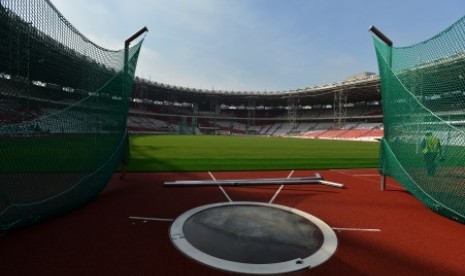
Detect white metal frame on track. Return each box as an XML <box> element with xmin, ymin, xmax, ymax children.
<box><xmin>164</xmin><ymin>173</ymin><xmax>344</xmax><ymax>188</ymax></box>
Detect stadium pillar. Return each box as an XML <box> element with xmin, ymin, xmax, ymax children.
<box><xmin>247</xmin><ymin>97</ymin><xmax>256</xmax><ymax>134</ymax></box>
<box><xmin>369</xmin><ymin>25</ymin><xmax>392</xmax><ymax>191</ymax></box>
<box><xmin>287</xmin><ymin>94</ymin><xmax>297</xmax><ymax>133</ymax></box>
<box><xmin>333</xmin><ymin>88</ymin><xmax>347</xmax><ymax>129</ymax></box>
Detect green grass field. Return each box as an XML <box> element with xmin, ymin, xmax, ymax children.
<box><xmin>128</xmin><ymin>134</ymin><xmax>380</xmax><ymax>172</ymax></box>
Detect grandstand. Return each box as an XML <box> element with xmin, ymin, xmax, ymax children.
<box><xmin>128</xmin><ymin>72</ymin><xmax>383</xmax><ymax>141</ymax></box>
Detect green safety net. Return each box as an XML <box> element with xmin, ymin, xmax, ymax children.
<box><xmin>0</xmin><ymin>0</ymin><xmax>144</xmax><ymax>231</ymax></box>
<box><xmin>373</xmin><ymin>16</ymin><xmax>465</xmax><ymax>223</ymax></box>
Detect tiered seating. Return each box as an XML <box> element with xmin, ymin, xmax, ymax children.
<box><xmin>302</xmin><ymin>124</ymin><xmax>383</xmax><ymax>140</ymax></box>
<box><xmin>127</xmin><ymin>116</ymin><xmax>171</xmax><ymax>132</ymax></box>
<box><xmin>126</xmin><ymin>104</ymin><xmax>383</xmax><ymax>137</ymax></box>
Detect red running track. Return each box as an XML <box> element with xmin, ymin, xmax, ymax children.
<box><xmin>1</xmin><ymin>169</ymin><xmax>464</xmax><ymax>276</ymax></box>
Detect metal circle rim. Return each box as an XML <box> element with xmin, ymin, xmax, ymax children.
<box><xmin>169</xmin><ymin>201</ymin><xmax>338</xmax><ymax>275</ymax></box>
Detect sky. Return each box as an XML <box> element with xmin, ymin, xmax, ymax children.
<box><xmin>50</xmin><ymin>0</ymin><xmax>464</xmax><ymax>92</ymax></box>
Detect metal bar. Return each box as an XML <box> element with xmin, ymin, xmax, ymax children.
<box><xmin>124</xmin><ymin>26</ymin><xmax>148</xmax><ymax>98</ymax></box>
<box><xmin>380</xmin><ymin>175</ymin><xmax>386</xmax><ymax>191</ymax></box>
<box><xmin>369</xmin><ymin>25</ymin><xmax>393</xmax><ymax>46</ymax></box>
<box><xmin>164</xmin><ymin>179</ymin><xmax>324</xmax><ymax>186</ymax></box>
<box><xmin>125</xmin><ymin>26</ymin><xmax>149</xmax><ymax>48</ymax></box>
<box><xmin>319</xmin><ymin>180</ymin><xmax>345</xmax><ymax>188</ymax></box>
<box><xmin>129</xmin><ymin>216</ymin><xmax>173</xmax><ymax>222</ymax></box>
<box><xmin>164</xmin><ymin>173</ymin><xmax>345</xmax><ymax>189</ymax></box>
<box><xmin>164</xmin><ymin>176</ymin><xmax>323</xmax><ymax>186</ymax></box>
<box><xmin>167</xmin><ymin>176</ymin><xmax>322</xmax><ymax>184</ymax></box>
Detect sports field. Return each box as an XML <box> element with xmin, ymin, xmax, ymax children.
<box><xmin>128</xmin><ymin>134</ymin><xmax>380</xmax><ymax>172</ymax></box>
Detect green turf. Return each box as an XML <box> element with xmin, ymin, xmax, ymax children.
<box><xmin>127</xmin><ymin>134</ymin><xmax>380</xmax><ymax>172</ymax></box>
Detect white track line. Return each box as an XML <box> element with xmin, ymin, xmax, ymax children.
<box><xmin>332</xmin><ymin>227</ymin><xmax>381</xmax><ymax>232</ymax></box>
<box><xmin>330</xmin><ymin>169</ymin><xmax>379</xmax><ymax>184</ymax></box>
<box><xmin>269</xmin><ymin>170</ymin><xmax>295</xmax><ymax>204</ymax></box>
<box><xmin>127</xmin><ymin>218</ymin><xmax>381</xmax><ymax>234</ymax></box>
<box><xmin>129</xmin><ymin>216</ymin><xmax>174</xmax><ymax>222</ymax></box>
<box><xmin>208</xmin><ymin>171</ymin><xmax>233</xmax><ymax>202</ymax></box>
<box><xmin>331</xmin><ymin>169</ymin><xmax>402</xmax><ymax>188</ymax></box>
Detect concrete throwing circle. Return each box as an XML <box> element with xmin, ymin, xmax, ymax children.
<box><xmin>169</xmin><ymin>201</ymin><xmax>337</xmax><ymax>274</ymax></box>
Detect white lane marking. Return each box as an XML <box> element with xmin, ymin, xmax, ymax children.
<box><xmin>331</xmin><ymin>170</ymin><xmax>401</xmax><ymax>189</ymax></box>
<box><xmin>269</xmin><ymin>170</ymin><xmax>295</xmax><ymax>204</ymax></box>
<box><xmin>332</xmin><ymin>227</ymin><xmax>381</xmax><ymax>232</ymax></box>
<box><xmin>129</xmin><ymin>216</ymin><xmax>174</xmax><ymax>222</ymax></box>
<box><xmin>128</xmin><ymin>218</ymin><xmax>381</xmax><ymax>233</ymax></box>
<box><xmin>330</xmin><ymin>169</ymin><xmax>380</xmax><ymax>184</ymax></box>
<box><xmin>208</xmin><ymin>171</ymin><xmax>233</xmax><ymax>202</ymax></box>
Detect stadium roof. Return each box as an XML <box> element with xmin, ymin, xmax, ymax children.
<box><xmin>132</xmin><ymin>74</ymin><xmax>381</xmax><ymax>107</ymax></box>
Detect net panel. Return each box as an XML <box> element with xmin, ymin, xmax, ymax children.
<box><xmin>373</xmin><ymin>16</ymin><xmax>465</xmax><ymax>223</ymax></box>
<box><xmin>0</xmin><ymin>0</ymin><xmax>144</xmax><ymax>231</ymax></box>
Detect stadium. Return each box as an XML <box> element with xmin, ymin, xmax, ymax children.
<box><xmin>128</xmin><ymin>72</ymin><xmax>383</xmax><ymax>140</ymax></box>
<box><xmin>1</xmin><ymin>1</ymin><xmax>465</xmax><ymax>275</ymax></box>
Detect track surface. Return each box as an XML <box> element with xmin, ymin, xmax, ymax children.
<box><xmin>1</xmin><ymin>169</ymin><xmax>465</xmax><ymax>275</ymax></box>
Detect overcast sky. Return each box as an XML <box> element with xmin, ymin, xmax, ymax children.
<box><xmin>50</xmin><ymin>0</ymin><xmax>464</xmax><ymax>91</ymax></box>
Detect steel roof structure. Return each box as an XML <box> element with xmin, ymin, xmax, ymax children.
<box><xmin>132</xmin><ymin>75</ymin><xmax>381</xmax><ymax>108</ymax></box>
